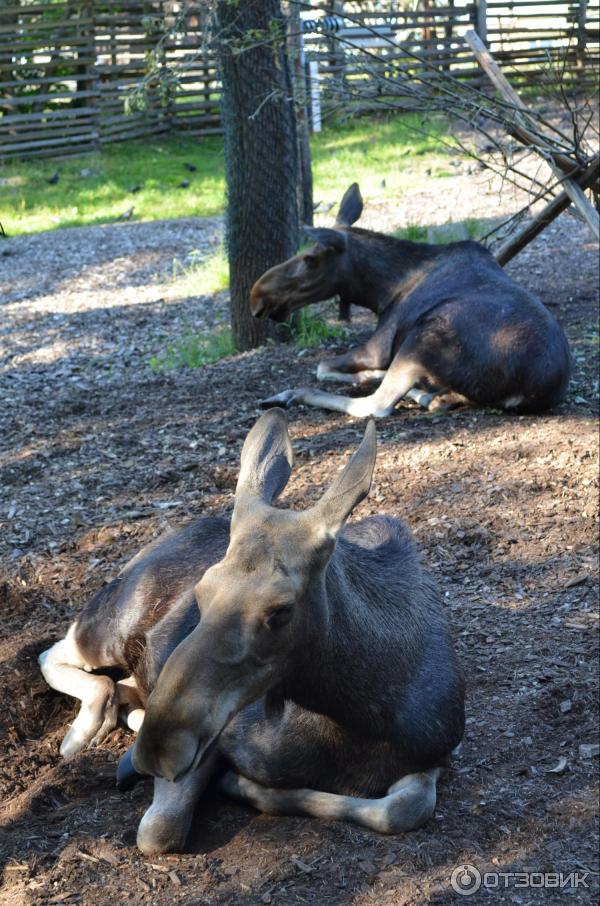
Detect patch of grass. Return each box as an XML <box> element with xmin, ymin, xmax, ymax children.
<box><xmin>172</xmin><ymin>245</ymin><xmax>229</xmax><ymax>296</ymax></box>
<box><xmin>394</xmin><ymin>224</ymin><xmax>429</xmax><ymax>242</ymax></box>
<box><xmin>0</xmin><ymin>134</ymin><xmax>225</xmax><ymax>236</ymax></box>
<box><xmin>290</xmin><ymin>309</ymin><xmax>349</xmax><ymax>349</ymax></box>
<box><xmin>394</xmin><ymin>217</ymin><xmax>488</xmax><ymax>244</ymax></box>
<box><xmin>149</xmin><ymin>326</ymin><xmax>234</xmax><ymax>371</ymax></box>
<box><xmin>310</xmin><ymin>112</ymin><xmax>452</xmax><ymax>205</ymax></box>
<box><xmin>1</xmin><ymin>112</ymin><xmax>454</xmax><ymax>237</ymax></box>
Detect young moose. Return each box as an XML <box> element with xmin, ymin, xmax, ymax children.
<box><xmin>252</xmin><ymin>184</ymin><xmax>571</xmax><ymax>417</ymax></box>
<box><xmin>40</xmin><ymin>410</ymin><xmax>465</xmax><ymax>854</ymax></box>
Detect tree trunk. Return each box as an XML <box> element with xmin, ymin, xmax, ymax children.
<box><xmin>216</xmin><ymin>0</ymin><xmax>299</xmax><ymax>351</ymax></box>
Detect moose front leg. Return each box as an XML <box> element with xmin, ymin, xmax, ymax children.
<box><xmin>317</xmin><ymin>367</ymin><xmax>387</xmax><ymax>387</ymax></box>
<box><xmin>221</xmin><ymin>767</ymin><xmax>441</xmax><ymax>834</ymax></box>
<box><xmin>39</xmin><ymin>624</ymin><xmax>119</xmax><ymax>757</ymax></box>
<box><xmin>317</xmin><ymin>315</ymin><xmax>397</xmax><ymax>383</ymax></box>
<box><xmin>261</xmin><ymin>357</ymin><xmax>424</xmax><ymax>419</ymax></box>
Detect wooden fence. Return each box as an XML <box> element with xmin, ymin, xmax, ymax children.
<box><xmin>0</xmin><ymin>1</ymin><xmax>598</xmax><ymax>161</ymax></box>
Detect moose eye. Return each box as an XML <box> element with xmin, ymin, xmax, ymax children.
<box><xmin>264</xmin><ymin>605</ymin><xmax>293</xmax><ymax>631</ymax></box>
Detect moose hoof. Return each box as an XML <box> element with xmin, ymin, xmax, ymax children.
<box><xmin>59</xmin><ymin>698</ymin><xmax>119</xmax><ymax>757</ymax></box>
<box><xmin>380</xmin><ymin>771</ymin><xmax>439</xmax><ymax>833</ymax></box>
<box><xmin>259</xmin><ymin>390</ymin><xmax>299</xmax><ymax>409</ymax></box>
<box><xmin>137</xmin><ymin>814</ymin><xmax>187</xmax><ymax>855</ymax></box>
<box><xmin>427</xmin><ymin>392</ymin><xmax>471</xmax><ymax>413</ymax></box>
<box><xmin>136</xmin><ymin>803</ymin><xmax>192</xmax><ymax>854</ymax></box>
<box><xmin>60</xmin><ymin>727</ymin><xmax>91</xmax><ymax>758</ymax></box>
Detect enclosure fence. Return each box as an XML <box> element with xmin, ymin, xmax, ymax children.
<box><xmin>1</xmin><ymin>1</ymin><xmax>598</xmax><ymax>160</ymax></box>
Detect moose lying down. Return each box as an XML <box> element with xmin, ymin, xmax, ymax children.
<box><xmin>39</xmin><ymin>410</ymin><xmax>465</xmax><ymax>854</ymax></box>
<box><xmin>252</xmin><ymin>183</ymin><xmax>571</xmax><ymax>417</ymax></box>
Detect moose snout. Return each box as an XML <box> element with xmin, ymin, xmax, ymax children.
<box><xmin>250</xmin><ymin>283</ymin><xmax>270</xmax><ymax>319</ymax></box>
<box><xmin>250</xmin><ymin>281</ymin><xmax>290</xmax><ymax>322</ymax></box>
<box><xmin>131</xmin><ymin>722</ymin><xmax>203</xmax><ymax>783</ymax></box>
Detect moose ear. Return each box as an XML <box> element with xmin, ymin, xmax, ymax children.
<box><xmin>235</xmin><ymin>409</ymin><xmax>293</xmax><ymax>508</ymax></box>
<box><xmin>303</xmin><ymin>226</ymin><xmax>347</xmax><ymax>254</ymax></box>
<box><xmin>336</xmin><ymin>183</ymin><xmax>363</xmax><ymax>227</ymax></box>
<box><xmin>314</xmin><ymin>419</ymin><xmax>376</xmax><ymax>538</ymax></box>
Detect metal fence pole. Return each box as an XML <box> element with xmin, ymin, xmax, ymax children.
<box><xmin>309</xmin><ymin>61</ymin><xmax>322</xmax><ymax>133</ymax></box>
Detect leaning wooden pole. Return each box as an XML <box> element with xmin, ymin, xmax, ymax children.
<box><xmin>496</xmin><ymin>157</ymin><xmax>600</xmax><ymax>265</ymax></box>
<box><xmin>465</xmin><ymin>29</ymin><xmax>600</xmax><ymax>242</ymax></box>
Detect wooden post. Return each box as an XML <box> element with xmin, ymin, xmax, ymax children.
<box><xmin>443</xmin><ymin>0</ymin><xmax>455</xmax><ymax>74</ymax></box>
<box><xmin>82</xmin><ymin>1</ymin><xmax>100</xmax><ymax>151</ymax></box>
<box><xmin>495</xmin><ymin>158</ymin><xmax>600</xmax><ymax>265</ymax></box>
<box><xmin>330</xmin><ymin>0</ymin><xmax>346</xmax><ymax>83</ymax></box>
<box><xmin>577</xmin><ymin>0</ymin><xmax>588</xmax><ymax>66</ymax></box>
<box><xmin>476</xmin><ymin>0</ymin><xmax>487</xmax><ymax>46</ymax></box>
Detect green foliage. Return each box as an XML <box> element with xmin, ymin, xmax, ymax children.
<box><xmin>230</xmin><ymin>18</ymin><xmax>286</xmax><ymax>56</ymax></box>
<box><xmin>290</xmin><ymin>309</ymin><xmax>349</xmax><ymax>349</ymax></box>
<box><xmin>149</xmin><ymin>326</ymin><xmax>235</xmax><ymax>371</ymax></box>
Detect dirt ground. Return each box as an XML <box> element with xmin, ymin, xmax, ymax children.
<box><xmin>0</xmin><ymin>171</ymin><xmax>598</xmax><ymax>906</ymax></box>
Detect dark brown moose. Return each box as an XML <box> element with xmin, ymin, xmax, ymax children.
<box><xmin>251</xmin><ymin>183</ymin><xmax>571</xmax><ymax>417</ymax></box>
<box><xmin>40</xmin><ymin>410</ymin><xmax>465</xmax><ymax>854</ymax></box>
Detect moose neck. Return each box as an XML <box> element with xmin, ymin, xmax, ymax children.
<box><xmin>339</xmin><ymin>229</ymin><xmax>440</xmax><ymax>316</ymax></box>
<box><xmin>279</xmin><ymin>535</ymin><xmax>407</xmax><ymax>736</ymax></box>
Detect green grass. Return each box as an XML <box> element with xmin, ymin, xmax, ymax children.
<box><xmin>149</xmin><ymin>309</ymin><xmax>347</xmax><ymax>371</ymax></box>
<box><xmin>394</xmin><ymin>217</ymin><xmax>488</xmax><ymax>244</ymax></box>
<box><xmin>171</xmin><ymin>244</ymin><xmax>229</xmax><ymax>296</ymax></box>
<box><xmin>394</xmin><ymin>224</ymin><xmax>429</xmax><ymax>242</ymax></box>
<box><xmin>310</xmin><ymin>112</ymin><xmax>452</xmax><ymax>204</ymax></box>
<box><xmin>0</xmin><ymin>134</ymin><xmax>225</xmax><ymax>235</ymax></box>
<box><xmin>149</xmin><ymin>325</ymin><xmax>235</xmax><ymax>371</ymax></box>
<box><xmin>290</xmin><ymin>309</ymin><xmax>349</xmax><ymax>349</ymax></box>
<box><xmin>0</xmin><ymin>112</ymin><xmax>453</xmax><ymax>237</ymax></box>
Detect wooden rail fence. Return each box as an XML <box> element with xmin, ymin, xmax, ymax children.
<box><xmin>0</xmin><ymin>1</ymin><xmax>598</xmax><ymax>160</ymax></box>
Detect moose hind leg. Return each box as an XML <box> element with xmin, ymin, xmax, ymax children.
<box><xmin>220</xmin><ymin>767</ymin><xmax>441</xmax><ymax>834</ymax></box>
<box><xmin>39</xmin><ymin>624</ymin><xmax>118</xmax><ymax>757</ymax></box>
